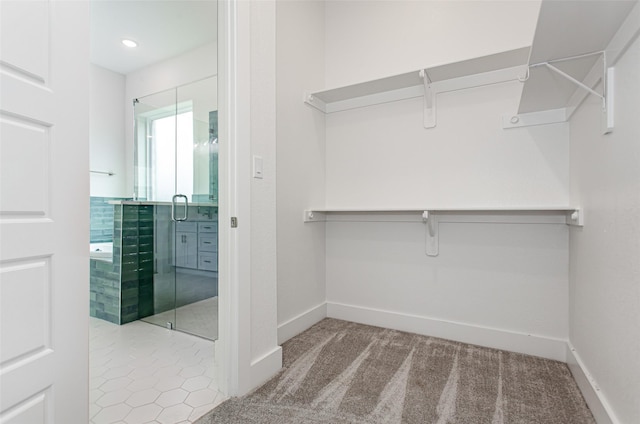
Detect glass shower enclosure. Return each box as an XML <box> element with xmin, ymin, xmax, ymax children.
<box><xmin>133</xmin><ymin>76</ymin><xmax>219</xmax><ymax>340</ymax></box>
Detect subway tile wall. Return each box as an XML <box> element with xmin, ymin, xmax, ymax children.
<box><xmin>90</xmin><ymin>196</ymin><xmax>128</xmax><ymax>243</ymax></box>
<box><xmin>90</xmin><ymin>204</ymin><xmax>155</xmax><ymax>325</ymax></box>
<box><xmin>90</xmin><ymin>205</ymin><xmax>122</xmax><ymax>324</ymax></box>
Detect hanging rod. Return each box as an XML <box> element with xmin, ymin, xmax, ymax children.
<box><xmin>529</xmin><ymin>50</ymin><xmax>604</xmax><ymax>67</ymax></box>
<box><xmin>90</xmin><ymin>170</ymin><xmax>115</xmax><ymax>176</ymax></box>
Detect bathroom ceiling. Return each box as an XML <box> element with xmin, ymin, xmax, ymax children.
<box><xmin>90</xmin><ymin>0</ymin><xmax>217</xmax><ymax>75</ymax></box>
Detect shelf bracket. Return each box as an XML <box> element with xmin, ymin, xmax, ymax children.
<box><xmin>303</xmin><ymin>210</ymin><xmax>326</xmax><ymax>222</ymax></box>
<box><xmin>422</xmin><ymin>211</ymin><xmax>439</xmax><ymax>256</ymax></box>
<box><xmin>506</xmin><ymin>52</ymin><xmax>613</xmax><ymax>133</ymax></box>
<box><xmin>303</xmin><ymin>92</ymin><xmax>327</xmax><ymax>113</ymax></box>
<box><xmin>538</xmin><ymin>52</ymin><xmax>613</xmax><ymax>134</ymax></box>
<box><xmin>544</xmin><ymin>63</ymin><xmax>604</xmax><ymax>102</ymax></box>
<box><xmin>566</xmin><ymin>209</ymin><xmax>584</xmax><ymax>227</ymax></box>
<box><xmin>419</xmin><ymin>69</ymin><xmax>436</xmax><ymax>129</ymax></box>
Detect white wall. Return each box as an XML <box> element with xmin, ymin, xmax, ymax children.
<box><xmin>276</xmin><ymin>1</ymin><xmax>327</xmax><ymax>343</ymax></box>
<box><xmin>124</xmin><ymin>42</ymin><xmax>217</xmax><ymax>194</ymax></box>
<box><xmin>324</xmin><ymin>0</ymin><xmax>540</xmax><ymax>88</ymax></box>
<box><xmin>568</xmin><ymin>22</ymin><xmax>640</xmax><ymax>424</ymax></box>
<box><xmin>325</xmin><ymin>82</ymin><xmax>569</xmax><ymax>208</ymax></box>
<box><xmin>326</xmin><ymin>218</ymin><xmax>569</xmax><ymax>359</ymax></box>
<box><xmin>320</xmin><ymin>0</ymin><xmax>571</xmax><ymax>359</ymax></box>
<box><xmin>90</xmin><ymin>64</ymin><xmax>127</xmax><ymax>197</ymax></box>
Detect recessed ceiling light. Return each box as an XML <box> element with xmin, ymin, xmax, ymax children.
<box><xmin>122</xmin><ymin>39</ymin><xmax>138</xmax><ymax>48</ymax></box>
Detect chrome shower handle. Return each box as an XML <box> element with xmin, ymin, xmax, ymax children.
<box><xmin>171</xmin><ymin>194</ymin><xmax>188</xmax><ymax>222</ymax></box>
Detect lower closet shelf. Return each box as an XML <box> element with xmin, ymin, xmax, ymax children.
<box><xmin>303</xmin><ymin>207</ymin><xmax>582</xmax><ymax>257</ymax></box>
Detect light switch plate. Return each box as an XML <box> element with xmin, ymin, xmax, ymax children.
<box><xmin>253</xmin><ymin>155</ymin><xmax>263</xmax><ymax>179</ymax></box>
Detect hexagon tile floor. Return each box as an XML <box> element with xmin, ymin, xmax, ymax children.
<box><xmin>90</xmin><ymin>317</ymin><xmax>227</xmax><ymax>424</ymax></box>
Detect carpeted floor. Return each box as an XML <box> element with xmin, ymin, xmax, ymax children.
<box><xmin>195</xmin><ymin>318</ymin><xmax>595</xmax><ymax>424</ymax></box>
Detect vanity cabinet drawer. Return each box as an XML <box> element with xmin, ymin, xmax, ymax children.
<box><xmin>175</xmin><ymin>221</ymin><xmax>197</xmax><ymax>233</ymax></box>
<box><xmin>198</xmin><ymin>253</ymin><xmax>217</xmax><ymax>271</ymax></box>
<box><xmin>198</xmin><ymin>236</ymin><xmax>217</xmax><ymax>252</ymax></box>
<box><xmin>198</xmin><ymin>222</ymin><xmax>217</xmax><ymax>233</ymax></box>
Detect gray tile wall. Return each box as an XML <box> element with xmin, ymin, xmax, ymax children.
<box><xmin>90</xmin><ymin>205</ymin><xmax>122</xmax><ymax>324</ymax></box>
<box><xmin>90</xmin><ymin>204</ymin><xmax>155</xmax><ymax>325</ymax></box>
<box><xmin>90</xmin><ymin>196</ymin><xmax>128</xmax><ymax>243</ymax></box>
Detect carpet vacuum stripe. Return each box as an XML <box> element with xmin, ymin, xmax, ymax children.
<box><xmin>195</xmin><ymin>319</ymin><xmax>595</xmax><ymax>424</ymax></box>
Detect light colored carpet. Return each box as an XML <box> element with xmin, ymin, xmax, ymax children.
<box><xmin>195</xmin><ymin>318</ymin><xmax>595</xmax><ymax>424</ymax></box>
<box><xmin>143</xmin><ymin>296</ymin><xmax>218</xmax><ymax>340</ymax></box>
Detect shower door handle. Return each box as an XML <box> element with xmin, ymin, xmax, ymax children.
<box><xmin>171</xmin><ymin>194</ymin><xmax>188</xmax><ymax>222</ymax></box>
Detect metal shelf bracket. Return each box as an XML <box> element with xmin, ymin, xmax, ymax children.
<box><xmin>303</xmin><ymin>210</ymin><xmax>326</xmax><ymax>222</ymax></box>
<box><xmin>419</xmin><ymin>69</ymin><xmax>436</xmax><ymax>129</ymax></box>
<box><xmin>535</xmin><ymin>52</ymin><xmax>613</xmax><ymax>134</ymax></box>
<box><xmin>504</xmin><ymin>52</ymin><xmax>614</xmax><ymax>134</ymax></box>
<box><xmin>422</xmin><ymin>211</ymin><xmax>439</xmax><ymax>256</ymax></box>
<box><xmin>566</xmin><ymin>208</ymin><xmax>584</xmax><ymax>226</ymax></box>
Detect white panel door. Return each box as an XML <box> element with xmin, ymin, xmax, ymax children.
<box><xmin>0</xmin><ymin>1</ymin><xmax>89</xmax><ymax>423</ymax></box>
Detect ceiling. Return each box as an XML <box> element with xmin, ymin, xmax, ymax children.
<box><xmin>90</xmin><ymin>0</ymin><xmax>217</xmax><ymax>75</ymax></box>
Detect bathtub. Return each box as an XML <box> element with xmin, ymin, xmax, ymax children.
<box><xmin>90</xmin><ymin>242</ymin><xmax>113</xmax><ymax>261</ymax></box>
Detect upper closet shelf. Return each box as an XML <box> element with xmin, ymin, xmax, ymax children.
<box><xmin>504</xmin><ymin>0</ymin><xmax>639</xmax><ymax>133</ymax></box>
<box><xmin>305</xmin><ymin>47</ymin><xmax>530</xmax><ymax>127</ymax></box>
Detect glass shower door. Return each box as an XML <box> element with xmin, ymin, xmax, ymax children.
<box><xmin>134</xmin><ymin>88</ymin><xmax>178</xmax><ymax>331</ymax></box>
<box><xmin>134</xmin><ymin>76</ymin><xmax>219</xmax><ymax>341</ymax></box>
<box><xmin>173</xmin><ymin>77</ymin><xmax>219</xmax><ymax>340</ymax></box>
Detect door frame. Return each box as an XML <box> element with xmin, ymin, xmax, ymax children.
<box><xmin>216</xmin><ymin>0</ymin><xmax>251</xmax><ymax>396</ymax></box>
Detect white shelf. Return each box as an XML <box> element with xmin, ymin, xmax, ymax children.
<box><xmin>305</xmin><ymin>206</ymin><xmax>576</xmax><ymax>213</ymax></box>
<box><xmin>305</xmin><ymin>47</ymin><xmax>530</xmax><ymax>115</ymax></box>
<box><xmin>508</xmin><ymin>0</ymin><xmax>638</xmax><ymax>130</ymax></box>
<box><xmin>304</xmin><ymin>207</ymin><xmax>582</xmax><ymax>226</ymax></box>
<box><xmin>304</xmin><ymin>207</ymin><xmax>583</xmax><ymax>257</ymax></box>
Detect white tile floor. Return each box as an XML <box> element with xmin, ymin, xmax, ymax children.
<box><xmin>143</xmin><ymin>297</ymin><xmax>218</xmax><ymax>341</ymax></box>
<box><xmin>90</xmin><ymin>317</ymin><xmax>226</xmax><ymax>424</ymax></box>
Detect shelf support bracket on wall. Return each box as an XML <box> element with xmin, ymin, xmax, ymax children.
<box><xmin>422</xmin><ymin>211</ymin><xmax>439</xmax><ymax>256</ymax></box>
<box><xmin>537</xmin><ymin>52</ymin><xmax>613</xmax><ymax>134</ymax></box>
<box><xmin>565</xmin><ymin>208</ymin><xmax>584</xmax><ymax>227</ymax></box>
<box><xmin>504</xmin><ymin>52</ymin><xmax>614</xmax><ymax>133</ymax></box>
<box><xmin>303</xmin><ymin>210</ymin><xmax>326</xmax><ymax>222</ymax></box>
<box><xmin>419</xmin><ymin>69</ymin><xmax>436</xmax><ymax>129</ymax></box>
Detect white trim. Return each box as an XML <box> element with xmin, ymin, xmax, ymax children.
<box><xmin>249</xmin><ymin>346</ymin><xmax>283</xmax><ymax>390</ymax></box>
<box><xmin>215</xmin><ymin>0</ymin><xmax>232</xmax><ymax>396</ymax></box>
<box><xmin>566</xmin><ymin>343</ymin><xmax>620</xmax><ymax>424</ymax></box>
<box><xmin>232</xmin><ymin>0</ymin><xmax>254</xmax><ymax>397</ymax></box>
<box><xmin>217</xmin><ymin>0</ymin><xmax>251</xmax><ymax>397</ymax></box>
<box><xmin>278</xmin><ymin>303</ymin><xmax>328</xmax><ymax>345</ymax></box>
<box><xmin>326</xmin><ymin>302</ymin><xmax>567</xmax><ymax>361</ymax></box>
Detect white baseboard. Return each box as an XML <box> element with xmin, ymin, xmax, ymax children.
<box><xmin>326</xmin><ymin>302</ymin><xmax>567</xmax><ymax>362</ymax></box>
<box><xmin>249</xmin><ymin>346</ymin><xmax>282</xmax><ymax>390</ymax></box>
<box><xmin>566</xmin><ymin>343</ymin><xmax>619</xmax><ymax>424</ymax></box>
<box><xmin>277</xmin><ymin>302</ymin><xmax>327</xmax><ymax>344</ymax></box>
